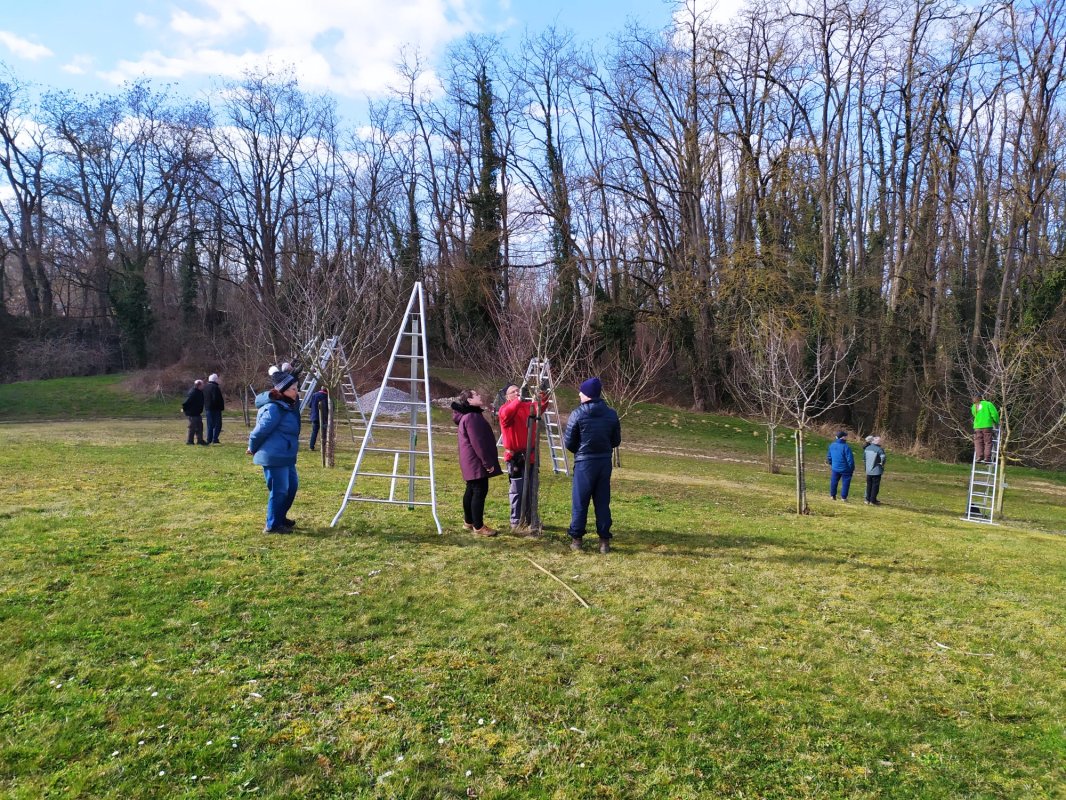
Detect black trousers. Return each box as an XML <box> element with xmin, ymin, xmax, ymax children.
<box><xmin>463</xmin><ymin>477</ymin><xmax>490</xmax><ymax>529</ymax></box>
<box><xmin>865</xmin><ymin>474</ymin><xmax>882</xmax><ymax>502</ymax></box>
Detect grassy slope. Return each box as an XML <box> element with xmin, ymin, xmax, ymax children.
<box><xmin>0</xmin><ymin>377</ymin><xmax>1064</xmax><ymax>798</ymax></box>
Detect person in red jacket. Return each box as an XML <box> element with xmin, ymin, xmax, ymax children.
<box><xmin>451</xmin><ymin>389</ymin><xmax>503</xmax><ymax>536</ymax></box>
<box><xmin>498</xmin><ymin>382</ymin><xmax>545</xmax><ymax>532</ymax></box>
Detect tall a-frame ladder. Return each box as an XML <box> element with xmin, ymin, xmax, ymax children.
<box><xmin>296</xmin><ymin>336</ymin><xmax>370</xmax><ymax>442</ymax></box>
<box><xmin>965</xmin><ymin>427</ymin><xmax>1001</xmax><ymax>524</ymax></box>
<box><xmin>331</xmin><ymin>283</ymin><xmax>442</xmax><ymax>534</ymax></box>
<box><xmin>522</xmin><ymin>358</ymin><xmax>569</xmax><ymax>476</ymax></box>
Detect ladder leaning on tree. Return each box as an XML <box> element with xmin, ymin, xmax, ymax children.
<box><xmin>296</xmin><ymin>336</ymin><xmax>370</xmax><ymax>443</ymax></box>
<box><xmin>965</xmin><ymin>427</ymin><xmax>1001</xmax><ymax>524</ymax></box>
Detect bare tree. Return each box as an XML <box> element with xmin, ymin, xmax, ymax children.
<box><xmin>731</xmin><ymin>310</ymin><xmax>864</xmax><ymax>513</ymax></box>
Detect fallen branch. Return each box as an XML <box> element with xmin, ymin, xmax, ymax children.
<box><xmin>525</xmin><ymin>557</ymin><xmax>591</xmax><ymax>609</ymax></box>
<box><xmin>934</xmin><ymin>641</ymin><xmax>994</xmax><ymax>658</ymax></box>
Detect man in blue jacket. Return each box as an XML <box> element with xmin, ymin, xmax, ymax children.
<box><xmin>564</xmin><ymin>377</ymin><xmax>622</xmax><ymax>553</ymax></box>
<box><xmin>826</xmin><ymin>430</ymin><xmax>855</xmax><ymax>502</ymax></box>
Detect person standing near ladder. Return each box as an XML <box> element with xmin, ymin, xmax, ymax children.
<box><xmin>971</xmin><ymin>393</ymin><xmax>1000</xmax><ymax>464</ymax></box>
<box><xmin>498</xmin><ymin>382</ymin><xmax>545</xmax><ymax>533</ymax></box>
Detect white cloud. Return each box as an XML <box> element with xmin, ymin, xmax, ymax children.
<box><xmin>134</xmin><ymin>13</ymin><xmax>160</xmax><ymax>28</ymax></box>
<box><xmin>62</xmin><ymin>55</ymin><xmax>95</xmax><ymax>75</ymax></box>
<box><xmin>101</xmin><ymin>0</ymin><xmax>483</xmax><ymax>97</ymax></box>
<box><xmin>0</xmin><ymin>30</ymin><xmax>53</xmax><ymax>61</ymax></box>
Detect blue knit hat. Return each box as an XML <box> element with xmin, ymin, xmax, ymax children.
<box><xmin>579</xmin><ymin>377</ymin><xmax>602</xmax><ymax>399</ymax></box>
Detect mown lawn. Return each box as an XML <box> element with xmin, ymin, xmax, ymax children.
<box><xmin>0</xmin><ymin>379</ymin><xmax>1063</xmax><ymax>798</ymax></box>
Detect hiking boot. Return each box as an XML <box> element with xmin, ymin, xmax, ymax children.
<box><xmin>263</xmin><ymin>526</ymin><xmax>290</xmax><ymax>534</ymax></box>
<box><xmin>283</xmin><ymin>517</ymin><xmax>296</xmax><ymax>529</ymax></box>
<box><xmin>473</xmin><ymin>526</ymin><xmax>498</xmax><ymax>537</ymax></box>
<box><xmin>599</xmin><ymin>538</ymin><xmax>611</xmax><ymax>554</ymax></box>
<box><xmin>570</xmin><ymin>537</ymin><xmax>584</xmax><ymax>552</ymax></box>
<box><xmin>463</xmin><ymin>522</ymin><xmax>475</xmax><ymax>531</ymax></box>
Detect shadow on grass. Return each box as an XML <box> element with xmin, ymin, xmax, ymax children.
<box><xmin>301</xmin><ymin>521</ymin><xmax>949</xmax><ymax>577</ymax></box>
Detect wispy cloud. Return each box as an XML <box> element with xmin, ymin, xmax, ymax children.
<box><xmin>0</xmin><ymin>30</ymin><xmax>53</xmax><ymax>61</ymax></box>
<box><xmin>62</xmin><ymin>55</ymin><xmax>95</xmax><ymax>75</ymax></box>
<box><xmin>100</xmin><ymin>0</ymin><xmax>484</xmax><ymax>96</ymax></box>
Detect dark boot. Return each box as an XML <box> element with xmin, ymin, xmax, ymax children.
<box><xmin>570</xmin><ymin>537</ymin><xmax>584</xmax><ymax>552</ymax></box>
<box><xmin>599</xmin><ymin>538</ymin><xmax>610</xmax><ymax>554</ymax></box>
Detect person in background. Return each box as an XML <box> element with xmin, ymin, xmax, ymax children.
<box><xmin>498</xmin><ymin>382</ymin><xmax>545</xmax><ymax>533</ymax></box>
<box><xmin>563</xmin><ymin>377</ymin><xmax>622</xmax><ymax>554</ymax></box>
<box><xmin>863</xmin><ymin>435</ymin><xmax>887</xmax><ymax>505</ymax></box>
<box><xmin>451</xmin><ymin>389</ymin><xmax>503</xmax><ymax>537</ymax></box>
<box><xmin>247</xmin><ymin>370</ymin><xmax>301</xmax><ymax>534</ymax></box>
<box><xmin>826</xmin><ymin>430</ymin><xmax>855</xmax><ymax>502</ymax></box>
<box><xmin>309</xmin><ymin>386</ymin><xmax>329</xmax><ymax>451</ymax></box>
<box><xmin>971</xmin><ymin>393</ymin><xmax>1000</xmax><ymax>463</ymax></box>
<box><xmin>181</xmin><ymin>379</ymin><xmax>208</xmax><ymax>446</ymax></box>
<box><xmin>203</xmin><ymin>373</ymin><xmax>225</xmax><ymax>444</ymax></box>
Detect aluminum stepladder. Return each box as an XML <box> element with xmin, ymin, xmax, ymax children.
<box><xmin>297</xmin><ymin>336</ymin><xmax>370</xmax><ymax>443</ymax></box>
<box><xmin>964</xmin><ymin>427</ymin><xmax>1001</xmax><ymax>524</ymax></box>
<box><xmin>496</xmin><ymin>357</ymin><xmax>571</xmax><ymax>476</ymax></box>
<box><xmin>524</xmin><ymin>358</ymin><xmax>569</xmax><ymax>476</ymax></box>
<box><xmin>331</xmin><ymin>282</ymin><xmax>442</xmax><ymax>534</ymax></box>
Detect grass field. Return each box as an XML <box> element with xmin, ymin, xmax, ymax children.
<box><xmin>1</xmin><ymin>376</ymin><xmax>1064</xmax><ymax>798</ymax></box>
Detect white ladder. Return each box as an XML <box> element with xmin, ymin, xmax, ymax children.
<box><xmin>523</xmin><ymin>358</ymin><xmax>569</xmax><ymax>476</ymax></box>
<box><xmin>331</xmin><ymin>282</ymin><xmax>442</xmax><ymax>534</ymax></box>
<box><xmin>297</xmin><ymin>336</ymin><xmax>369</xmax><ymax>442</ymax></box>
<box><xmin>965</xmin><ymin>428</ymin><xmax>1000</xmax><ymax>524</ymax></box>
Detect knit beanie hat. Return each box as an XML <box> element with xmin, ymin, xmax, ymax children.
<box><xmin>579</xmin><ymin>377</ymin><xmax>602</xmax><ymax>399</ymax></box>
<box><xmin>272</xmin><ymin>371</ymin><xmax>297</xmax><ymax>391</ymax></box>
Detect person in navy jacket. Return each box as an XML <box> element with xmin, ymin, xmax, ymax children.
<box><xmin>826</xmin><ymin>430</ymin><xmax>855</xmax><ymax>502</ymax></box>
<box><xmin>247</xmin><ymin>370</ymin><xmax>302</xmax><ymax>533</ymax></box>
<box><xmin>309</xmin><ymin>386</ymin><xmax>329</xmax><ymax>451</ymax></box>
<box><xmin>564</xmin><ymin>377</ymin><xmax>622</xmax><ymax>553</ymax></box>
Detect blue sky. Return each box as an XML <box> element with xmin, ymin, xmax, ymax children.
<box><xmin>0</xmin><ymin>0</ymin><xmax>741</xmax><ymax>117</ymax></box>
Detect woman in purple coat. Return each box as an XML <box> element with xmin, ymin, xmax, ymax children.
<box><xmin>451</xmin><ymin>389</ymin><xmax>503</xmax><ymax>536</ymax></box>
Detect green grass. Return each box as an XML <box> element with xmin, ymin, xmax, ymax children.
<box><xmin>1</xmin><ymin>376</ymin><xmax>1064</xmax><ymax>798</ymax></box>
<box><xmin>0</xmin><ymin>375</ymin><xmax>176</xmax><ymax>420</ymax></box>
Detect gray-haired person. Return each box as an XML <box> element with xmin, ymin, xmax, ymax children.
<box><xmin>863</xmin><ymin>435</ymin><xmax>887</xmax><ymax>505</ymax></box>
<box><xmin>181</xmin><ymin>379</ymin><xmax>208</xmax><ymax>446</ymax></box>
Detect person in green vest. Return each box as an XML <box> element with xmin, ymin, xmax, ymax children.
<box><xmin>971</xmin><ymin>394</ymin><xmax>1000</xmax><ymax>463</ymax></box>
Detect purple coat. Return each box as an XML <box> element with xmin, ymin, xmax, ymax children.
<box><xmin>452</xmin><ymin>401</ymin><xmax>503</xmax><ymax>481</ymax></box>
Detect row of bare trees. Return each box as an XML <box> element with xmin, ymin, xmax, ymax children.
<box><xmin>1</xmin><ymin>0</ymin><xmax>1064</xmax><ymax>471</ymax></box>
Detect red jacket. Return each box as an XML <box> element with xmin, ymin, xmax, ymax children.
<box><xmin>499</xmin><ymin>396</ymin><xmax>549</xmax><ymax>462</ymax></box>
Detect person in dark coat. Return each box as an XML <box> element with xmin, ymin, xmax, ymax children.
<box><xmin>826</xmin><ymin>430</ymin><xmax>855</xmax><ymax>501</ymax></box>
<box><xmin>247</xmin><ymin>370</ymin><xmax>302</xmax><ymax>533</ymax></box>
<box><xmin>309</xmin><ymin>386</ymin><xmax>329</xmax><ymax>451</ymax></box>
<box><xmin>181</xmin><ymin>379</ymin><xmax>208</xmax><ymax>446</ymax></box>
<box><xmin>563</xmin><ymin>377</ymin><xmax>622</xmax><ymax>554</ymax></box>
<box><xmin>863</xmin><ymin>435</ymin><xmax>887</xmax><ymax>505</ymax></box>
<box><xmin>451</xmin><ymin>389</ymin><xmax>503</xmax><ymax>536</ymax></box>
<box><xmin>203</xmin><ymin>373</ymin><xmax>225</xmax><ymax>444</ymax></box>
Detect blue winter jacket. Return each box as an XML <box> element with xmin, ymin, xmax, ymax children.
<box><xmin>248</xmin><ymin>391</ymin><xmax>301</xmax><ymax>467</ymax></box>
<box><xmin>827</xmin><ymin>438</ymin><xmax>855</xmax><ymax>473</ymax></box>
<box><xmin>309</xmin><ymin>389</ymin><xmax>328</xmax><ymax>422</ymax></box>
<box><xmin>564</xmin><ymin>399</ymin><xmax>621</xmax><ymax>462</ymax></box>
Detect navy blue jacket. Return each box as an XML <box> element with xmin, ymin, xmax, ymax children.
<box><xmin>309</xmin><ymin>389</ymin><xmax>329</xmax><ymax>422</ymax></box>
<box><xmin>564</xmin><ymin>399</ymin><xmax>621</xmax><ymax>462</ymax></box>
<box><xmin>827</xmin><ymin>438</ymin><xmax>855</xmax><ymax>473</ymax></box>
<box><xmin>248</xmin><ymin>391</ymin><xmax>301</xmax><ymax>467</ymax></box>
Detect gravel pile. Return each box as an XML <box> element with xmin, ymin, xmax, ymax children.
<box><xmin>359</xmin><ymin>386</ymin><xmax>425</xmax><ymax>417</ymax></box>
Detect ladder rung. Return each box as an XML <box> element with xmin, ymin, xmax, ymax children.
<box><xmin>355</xmin><ymin>472</ymin><xmax>431</xmax><ymax>480</ymax></box>
<box><xmin>363</xmin><ymin>447</ymin><xmax>430</xmax><ymax>455</ymax></box>
<box><xmin>344</xmin><ymin>497</ymin><xmax>435</xmax><ymax>507</ymax></box>
<box><xmin>364</xmin><ymin>422</ymin><xmax>432</xmax><ymax>430</ymax></box>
